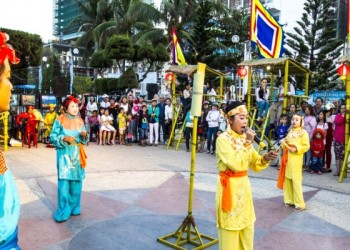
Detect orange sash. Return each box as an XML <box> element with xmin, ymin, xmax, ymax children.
<box><xmin>219</xmin><ymin>170</ymin><xmax>248</xmax><ymax>212</ymax></box>
<box><xmin>78</xmin><ymin>144</ymin><xmax>87</xmax><ymax>168</ymax></box>
<box><xmin>277</xmin><ymin>149</ymin><xmax>288</xmax><ymax>189</ymax></box>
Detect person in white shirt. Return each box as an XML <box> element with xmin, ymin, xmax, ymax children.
<box><xmin>206</xmin><ymin>103</ymin><xmax>220</xmax><ymax>154</ymax></box>
<box><xmin>164</xmin><ymin>98</ymin><xmax>172</xmax><ymax>142</ymax></box>
<box><xmin>86</xmin><ymin>96</ymin><xmax>97</xmax><ymax>121</ymax></box>
<box><xmin>207</xmin><ymin>82</ymin><xmax>217</xmax><ymax>103</ymax></box>
<box><xmin>255</xmin><ymin>78</ymin><xmax>270</xmax><ymax>121</ymax></box>
<box><xmin>269</xmin><ymin>78</ymin><xmax>295</xmax><ymax>128</ymax></box>
<box><xmin>100</xmin><ymin>94</ymin><xmax>110</xmax><ymax>108</ymax></box>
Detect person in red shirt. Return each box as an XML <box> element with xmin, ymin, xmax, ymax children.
<box><xmin>310</xmin><ymin>128</ymin><xmax>325</xmax><ymax>175</ymax></box>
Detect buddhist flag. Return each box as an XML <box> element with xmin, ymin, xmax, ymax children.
<box><xmin>172</xmin><ymin>27</ymin><xmax>187</xmax><ymax>65</ymax></box>
<box><xmin>250</xmin><ymin>0</ymin><xmax>285</xmax><ymax>58</ymax></box>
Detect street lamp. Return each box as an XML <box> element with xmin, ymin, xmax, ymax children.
<box><xmin>67</xmin><ymin>48</ymin><xmax>79</xmax><ymax>94</ymax></box>
<box><xmin>38</xmin><ymin>56</ymin><xmax>48</xmax><ymax>93</ymax></box>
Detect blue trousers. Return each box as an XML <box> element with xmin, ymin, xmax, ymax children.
<box><xmin>311</xmin><ymin>156</ymin><xmax>324</xmax><ymax>172</ymax></box>
<box><xmin>257</xmin><ymin>101</ymin><xmax>270</xmax><ymax>118</ymax></box>
<box><xmin>0</xmin><ymin>227</ymin><xmax>20</xmax><ymax>250</ymax></box>
<box><xmin>54</xmin><ymin>179</ymin><xmax>82</xmax><ymax>222</ymax></box>
<box><xmin>207</xmin><ymin>126</ymin><xmax>218</xmax><ymax>151</ymax></box>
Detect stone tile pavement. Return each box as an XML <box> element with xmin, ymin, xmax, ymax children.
<box><xmin>2</xmin><ymin>142</ymin><xmax>350</xmax><ymax>250</ymax></box>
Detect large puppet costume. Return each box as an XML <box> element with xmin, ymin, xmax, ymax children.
<box><xmin>0</xmin><ymin>32</ymin><xmax>21</xmax><ymax>249</ymax></box>
<box><xmin>50</xmin><ymin>95</ymin><xmax>88</xmax><ymax>222</ymax></box>
<box><xmin>215</xmin><ymin>101</ymin><xmax>278</xmax><ymax>250</ymax></box>
<box><xmin>277</xmin><ymin>114</ymin><xmax>310</xmax><ymax>210</ymax></box>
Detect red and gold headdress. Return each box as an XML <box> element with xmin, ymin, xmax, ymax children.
<box><xmin>63</xmin><ymin>95</ymin><xmax>80</xmax><ymax>108</ymax></box>
<box><xmin>0</xmin><ymin>32</ymin><xmax>20</xmax><ymax>66</ymax></box>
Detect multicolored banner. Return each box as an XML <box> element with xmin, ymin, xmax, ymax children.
<box><xmin>171</xmin><ymin>27</ymin><xmax>187</xmax><ymax>65</ymax></box>
<box><xmin>250</xmin><ymin>0</ymin><xmax>285</xmax><ymax>58</ymax></box>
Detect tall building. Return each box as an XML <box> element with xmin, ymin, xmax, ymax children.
<box><xmin>53</xmin><ymin>0</ymin><xmax>89</xmax><ymax>41</ymax></box>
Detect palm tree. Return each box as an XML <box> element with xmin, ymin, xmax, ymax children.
<box><xmin>93</xmin><ymin>0</ymin><xmax>162</xmax><ymax>45</ymax></box>
<box><xmin>67</xmin><ymin>0</ymin><xmax>114</xmax><ymax>59</ymax></box>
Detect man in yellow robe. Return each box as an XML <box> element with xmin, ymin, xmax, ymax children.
<box><xmin>215</xmin><ymin>101</ymin><xmax>278</xmax><ymax>250</ymax></box>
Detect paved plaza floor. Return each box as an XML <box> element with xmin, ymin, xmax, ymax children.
<box><xmin>3</xmin><ymin>142</ymin><xmax>350</xmax><ymax>250</ymax></box>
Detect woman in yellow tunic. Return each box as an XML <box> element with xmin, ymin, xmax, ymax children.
<box><xmin>278</xmin><ymin>114</ymin><xmax>310</xmax><ymax>211</ymax></box>
<box><xmin>216</xmin><ymin>101</ymin><xmax>278</xmax><ymax>250</ymax></box>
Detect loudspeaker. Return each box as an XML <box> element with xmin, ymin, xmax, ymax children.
<box><xmin>54</xmin><ymin>76</ymin><xmax>69</xmax><ymax>96</ymax></box>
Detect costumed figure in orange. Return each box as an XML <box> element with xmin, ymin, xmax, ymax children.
<box><xmin>215</xmin><ymin>101</ymin><xmax>278</xmax><ymax>250</ymax></box>
<box><xmin>50</xmin><ymin>94</ymin><xmax>88</xmax><ymax>222</ymax></box>
<box><xmin>0</xmin><ymin>31</ymin><xmax>21</xmax><ymax>249</ymax></box>
<box><xmin>277</xmin><ymin>114</ymin><xmax>310</xmax><ymax>211</ymax></box>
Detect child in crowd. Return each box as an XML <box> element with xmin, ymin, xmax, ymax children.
<box><xmin>99</xmin><ymin>109</ymin><xmax>116</xmax><ymax>145</ymax></box>
<box><xmin>206</xmin><ymin>103</ymin><xmax>220</xmax><ymax>154</ymax></box>
<box><xmin>316</xmin><ymin>110</ymin><xmax>328</xmax><ymax>137</ymax></box>
<box><xmin>98</xmin><ymin>107</ymin><xmax>105</xmax><ymax>129</ymax></box>
<box><xmin>310</xmin><ymin>129</ymin><xmax>325</xmax><ymax>175</ymax></box>
<box><xmin>323</xmin><ymin>106</ymin><xmax>334</xmax><ymax>173</ymax></box>
<box><xmin>126</xmin><ymin>113</ymin><xmax>133</xmax><ymax>145</ymax></box>
<box><xmin>278</xmin><ymin>114</ymin><xmax>310</xmax><ymax>211</ymax></box>
<box><xmin>184</xmin><ymin>106</ymin><xmax>193</xmax><ymax>152</ymax></box>
<box><xmin>139</xmin><ymin>105</ymin><xmax>149</xmax><ymax>146</ymax></box>
<box><xmin>88</xmin><ymin>110</ymin><xmax>99</xmax><ymax>142</ymax></box>
<box><xmin>272</xmin><ymin>115</ymin><xmax>289</xmax><ymax>168</ymax></box>
<box><xmin>118</xmin><ymin>107</ymin><xmax>127</xmax><ymax>145</ymax></box>
<box><xmin>218</xmin><ymin>108</ymin><xmax>227</xmax><ymax>131</ymax></box>
<box><xmin>287</xmin><ymin>104</ymin><xmax>297</xmax><ymax>124</ymax></box>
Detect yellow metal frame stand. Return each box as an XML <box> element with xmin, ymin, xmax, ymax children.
<box><xmin>158</xmin><ymin>63</ymin><xmax>218</xmax><ymax>249</ymax></box>
<box><xmin>0</xmin><ymin>111</ymin><xmax>9</xmax><ymax>151</ymax></box>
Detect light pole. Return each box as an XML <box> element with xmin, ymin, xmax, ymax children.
<box><xmin>232</xmin><ymin>35</ymin><xmax>240</xmax><ymax>100</ymax></box>
<box><xmin>38</xmin><ymin>56</ymin><xmax>48</xmax><ymax>94</ymax></box>
<box><xmin>67</xmin><ymin>48</ymin><xmax>79</xmax><ymax>94</ymax></box>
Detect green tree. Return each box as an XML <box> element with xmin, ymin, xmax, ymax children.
<box><xmin>285</xmin><ymin>0</ymin><xmax>343</xmax><ymax>90</ymax></box>
<box><xmin>119</xmin><ymin>67</ymin><xmax>138</xmax><ymax>90</ymax></box>
<box><xmin>42</xmin><ymin>54</ymin><xmax>62</xmax><ymax>93</ymax></box>
<box><xmin>104</xmin><ymin>35</ymin><xmax>135</xmax><ymax>72</ymax></box>
<box><xmin>90</xmin><ymin>50</ymin><xmax>113</xmax><ymax>77</ymax></box>
<box><xmin>1</xmin><ymin>28</ymin><xmax>43</xmax><ymax>85</ymax></box>
<box><xmin>73</xmin><ymin>76</ymin><xmax>94</xmax><ymax>94</ymax></box>
<box><xmin>68</xmin><ymin>0</ymin><xmax>114</xmax><ymax>59</ymax></box>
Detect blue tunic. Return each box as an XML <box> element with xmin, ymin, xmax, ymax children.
<box><xmin>50</xmin><ymin>114</ymin><xmax>88</xmax><ymax>181</ymax></box>
<box><xmin>50</xmin><ymin>114</ymin><xmax>88</xmax><ymax>222</ymax></box>
<box><xmin>0</xmin><ymin>164</ymin><xmax>20</xmax><ymax>248</ymax></box>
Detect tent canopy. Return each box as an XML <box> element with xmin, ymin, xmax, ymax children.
<box><xmin>166</xmin><ymin>65</ymin><xmax>224</xmax><ymax>77</ymax></box>
<box><xmin>238</xmin><ymin>57</ymin><xmax>310</xmax><ymax>75</ymax></box>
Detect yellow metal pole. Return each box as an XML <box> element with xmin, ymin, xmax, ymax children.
<box><xmin>247</xmin><ymin>66</ymin><xmax>252</xmax><ymax>113</ymax></box>
<box><xmin>0</xmin><ymin>111</ymin><xmax>9</xmax><ymax>151</ymax></box>
<box><xmin>219</xmin><ymin>74</ymin><xmax>223</xmax><ymax>103</ymax></box>
<box><xmin>305</xmin><ymin>72</ymin><xmax>309</xmax><ymax>96</ymax></box>
<box><xmin>345</xmin><ymin>72</ymin><xmax>350</xmax><ymax>150</ymax></box>
<box><xmin>283</xmin><ymin>61</ymin><xmax>289</xmax><ymax>115</ymax></box>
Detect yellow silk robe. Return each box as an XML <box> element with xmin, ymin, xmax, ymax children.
<box><xmin>44</xmin><ymin>111</ymin><xmax>58</xmax><ymax>137</ymax></box>
<box><xmin>282</xmin><ymin>127</ymin><xmax>310</xmax><ymax>180</ymax></box>
<box><xmin>216</xmin><ymin>129</ymin><xmax>270</xmax><ymax>230</ymax></box>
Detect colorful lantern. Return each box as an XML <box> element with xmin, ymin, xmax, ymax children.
<box><xmin>165</xmin><ymin>73</ymin><xmax>174</xmax><ymax>81</ymax></box>
<box><xmin>237</xmin><ymin>67</ymin><xmax>247</xmax><ymax>79</ymax></box>
<box><xmin>337</xmin><ymin>64</ymin><xmax>350</xmax><ymax>80</ymax></box>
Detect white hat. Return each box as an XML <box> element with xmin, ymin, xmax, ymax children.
<box><xmin>102</xmin><ymin>94</ymin><xmax>109</xmax><ymax>98</ymax></box>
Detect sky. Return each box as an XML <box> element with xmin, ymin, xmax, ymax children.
<box><xmin>0</xmin><ymin>0</ymin><xmax>54</xmax><ymax>42</ymax></box>
<box><xmin>0</xmin><ymin>0</ymin><xmax>305</xmax><ymax>43</ymax></box>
